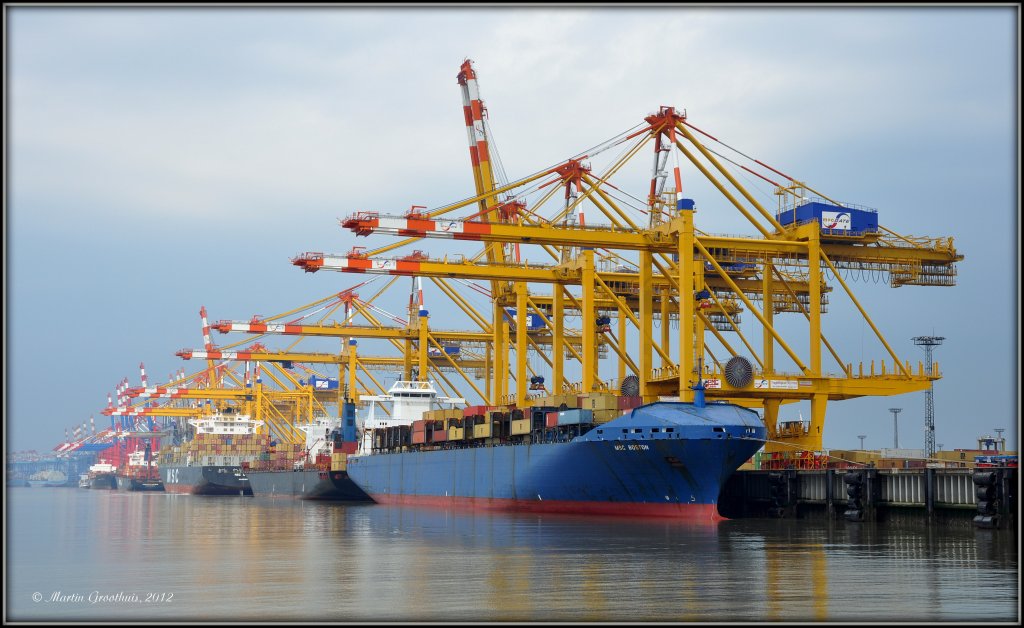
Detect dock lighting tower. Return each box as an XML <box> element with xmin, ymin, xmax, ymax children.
<box><xmin>889</xmin><ymin>408</ymin><xmax>902</xmax><ymax>449</ymax></box>
<box><xmin>913</xmin><ymin>335</ymin><xmax>944</xmax><ymax>458</ymax></box>
<box><xmin>994</xmin><ymin>428</ymin><xmax>1005</xmax><ymax>452</ymax></box>
<box><xmin>937</xmin><ymin>443</ymin><xmax>944</xmax><ymax>452</ymax></box>
<box><xmin>858</xmin><ymin>435</ymin><xmax>867</xmax><ymax>450</ymax></box>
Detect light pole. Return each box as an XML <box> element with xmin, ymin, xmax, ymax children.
<box><xmin>858</xmin><ymin>435</ymin><xmax>867</xmax><ymax>450</ymax></box>
<box><xmin>913</xmin><ymin>336</ymin><xmax>944</xmax><ymax>458</ymax></box>
<box><xmin>889</xmin><ymin>408</ymin><xmax>902</xmax><ymax>449</ymax></box>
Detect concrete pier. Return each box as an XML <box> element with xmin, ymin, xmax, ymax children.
<box><xmin>719</xmin><ymin>467</ymin><xmax>1017</xmax><ymax>529</ymax></box>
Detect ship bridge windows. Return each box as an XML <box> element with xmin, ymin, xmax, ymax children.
<box><xmin>713</xmin><ymin>427</ymin><xmax>726</xmax><ymax>433</ymax></box>
<box><xmin>632</xmin><ymin>428</ymin><xmax>643</xmax><ymax>434</ymax></box>
<box><xmin>651</xmin><ymin>428</ymin><xmax>660</xmax><ymax>433</ymax></box>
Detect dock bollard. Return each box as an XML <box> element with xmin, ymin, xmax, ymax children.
<box><xmin>767</xmin><ymin>472</ymin><xmax>788</xmax><ymax>518</ymax></box>
<box><xmin>843</xmin><ymin>471</ymin><xmax>865</xmax><ymax>522</ymax></box>
<box><xmin>972</xmin><ymin>470</ymin><xmax>1001</xmax><ymax>529</ymax></box>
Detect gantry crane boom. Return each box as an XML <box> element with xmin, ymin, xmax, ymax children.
<box><xmin>209</xmin><ymin>319</ymin><xmax>587</xmax><ymax>347</ymax></box>
<box><xmin>340</xmin><ymin>213</ymin><xmax>961</xmax><ymax>274</ymax></box>
<box><xmin>292</xmin><ymin>250</ymin><xmax>825</xmax><ymax>299</ymax></box>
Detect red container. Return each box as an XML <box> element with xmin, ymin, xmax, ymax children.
<box><xmin>411</xmin><ymin>431</ymin><xmax>426</xmax><ymax>445</ymax></box>
<box><xmin>337</xmin><ymin>441</ymin><xmax>358</xmax><ymax>454</ymax></box>
<box><xmin>463</xmin><ymin>405</ymin><xmax>492</xmax><ymax>418</ymax></box>
<box><xmin>431</xmin><ymin>430</ymin><xmax>448</xmax><ymax>443</ymax></box>
<box><xmin>617</xmin><ymin>395</ymin><xmax>643</xmax><ymax>411</ymax></box>
<box><xmin>412</xmin><ymin>419</ymin><xmax>427</xmax><ymax>433</ymax></box>
<box><xmin>545</xmin><ymin>412</ymin><xmax>559</xmax><ymax>428</ymax></box>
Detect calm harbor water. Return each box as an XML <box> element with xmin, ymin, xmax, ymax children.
<box><xmin>6</xmin><ymin>487</ymin><xmax>1019</xmax><ymax>623</ymax></box>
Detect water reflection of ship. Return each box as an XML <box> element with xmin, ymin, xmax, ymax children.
<box><xmin>348</xmin><ymin>504</ymin><xmax>724</xmax><ymax>621</ymax></box>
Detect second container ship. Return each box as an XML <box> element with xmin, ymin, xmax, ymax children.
<box><xmin>115</xmin><ymin>448</ymin><xmax>164</xmax><ymax>492</ymax></box>
<box><xmin>245</xmin><ymin>402</ymin><xmax>370</xmax><ymax>501</ymax></box>
<box><xmin>158</xmin><ymin>407</ymin><xmax>266</xmax><ymax>496</ymax></box>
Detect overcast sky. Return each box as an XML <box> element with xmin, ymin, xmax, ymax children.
<box><xmin>7</xmin><ymin>5</ymin><xmax>1018</xmax><ymax>456</ymax></box>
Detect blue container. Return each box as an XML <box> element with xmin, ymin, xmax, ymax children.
<box><xmin>309</xmin><ymin>376</ymin><xmax>339</xmax><ymax>390</ymax></box>
<box><xmin>557</xmin><ymin>409</ymin><xmax>594</xmax><ymax>426</ymax></box>
<box><xmin>777</xmin><ymin>201</ymin><xmax>878</xmax><ymax>235</ymax></box>
<box><xmin>504</xmin><ymin>308</ymin><xmax>545</xmax><ymax>330</ymax></box>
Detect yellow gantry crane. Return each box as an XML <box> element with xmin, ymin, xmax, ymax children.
<box><xmin>286</xmin><ymin>60</ymin><xmax>961</xmax><ymax>454</ymax></box>
<box><xmin>105</xmin><ymin>361</ymin><xmax>324</xmax><ymax>445</ymax></box>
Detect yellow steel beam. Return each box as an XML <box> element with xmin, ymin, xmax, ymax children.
<box><xmin>705</xmin><ymin>283</ymin><xmax>764</xmax><ymax>370</ymax></box>
<box><xmin>694</xmin><ymin>236</ymin><xmax>810</xmax><ymax>375</ymax></box>
<box><xmin>426</xmin><ymin>333</ymin><xmax>486</xmax><ymax>402</ymax></box>
<box><xmin>582</xmin><ymin>250</ymin><xmax>597</xmax><ymax>392</ymax></box>
<box><xmin>552</xmin><ymin>288</ymin><xmax>565</xmax><ymax>392</ymax></box>
<box><xmin>604</xmin><ymin>328</ymin><xmax>640</xmax><ymax>379</ymax></box>
<box><xmin>649</xmin><ymin>370</ymin><xmax>935</xmax><ymax>401</ymax></box>
<box><xmin>675</xmin><ymin>121</ymin><xmax>787</xmax><ymax>234</ymax></box>
<box><xmin>617</xmin><ymin>311</ymin><xmax>627</xmax><ymax>383</ymax></box>
<box><xmin>431</xmin><ymin>277</ymin><xmax>492</xmax><ymax>331</ymax></box>
<box><xmin>594</xmin><ymin>272</ymin><xmax>672</xmax><ymax>366</ymax></box>
<box><xmin>819</xmin><ymin>250</ymin><xmax>910</xmax><ymax>377</ymax></box>
<box><xmin>678</xmin><ymin>209</ymin><xmax>696</xmax><ymax>400</ymax></box>
<box><xmin>639</xmin><ymin>250</ymin><xmax>653</xmax><ymax>400</ymax></box>
<box><xmin>516</xmin><ymin>282</ymin><xmax>529</xmax><ymax>407</ymax></box>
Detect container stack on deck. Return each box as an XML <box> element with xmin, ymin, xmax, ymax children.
<box><xmin>160</xmin><ymin>431</ymin><xmax>271</xmax><ymax>468</ymax></box>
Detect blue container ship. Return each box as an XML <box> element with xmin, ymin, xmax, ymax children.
<box><xmin>345</xmin><ymin>381</ymin><xmax>765</xmax><ymax>520</ymax></box>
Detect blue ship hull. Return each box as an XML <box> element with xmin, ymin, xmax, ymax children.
<box><xmin>346</xmin><ymin>402</ymin><xmax>765</xmax><ymax>520</ymax></box>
